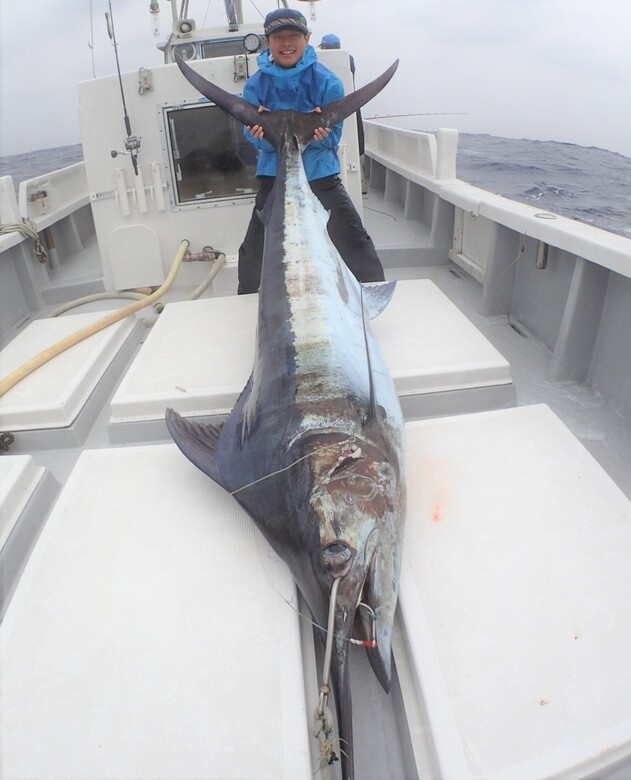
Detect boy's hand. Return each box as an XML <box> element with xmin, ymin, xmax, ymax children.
<box><xmin>311</xmin><ymin>106</ymin><xmax>331</xmax><ymax>141</ymax></box>
<box><xmin>247</xmin><ymin>105</ymin><xmax>331</xmax><ymax>141</ymax></box>
<box><xmin>247</xmin><ymin>105</ymin><xmax>270</xmax><ymax>140</ymax></box>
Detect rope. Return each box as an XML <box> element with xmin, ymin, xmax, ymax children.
<box><xmin>313</xmin><ymin>576</ymin><xmax>342</xmax><ymax>775</ymax></box>
<box><xmin>312</xmin><ymin>704</ymin><xmax>337</xmax><ymax>779</ymax></box>
<box><xmin>308</xmin><ymin>587</ymin><xmax>379</xmax><ymax>774</ymax></box>
<box><xmin>0</xmin><ymin>219</ymin><xmax>48</xmax><ymax>262</ymax></box>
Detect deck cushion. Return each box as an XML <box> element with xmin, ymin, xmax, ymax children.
<box><xmin>0</xmin><ymin>444</ymin><xmax>311</xmax><ymax>779</ymax></box>
<box><xmin>398</xmin><ymin>404</ymin><xmax>631</xmax><ymax>778</ymax></box>
<box><xmin>110</xmin><ymin>279</ymin><xmax>512</xmax><ymax>425</ymax></box>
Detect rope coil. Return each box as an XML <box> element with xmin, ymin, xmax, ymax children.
<box><xmin>0</xmin><ymin>219</ymin><xmax>48</xmax><ymax>262</ymax></box>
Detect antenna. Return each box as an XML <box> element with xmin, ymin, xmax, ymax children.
<box><xmin>105</xmin><ymin>0</ymin><xmax>141</xmax><ymax>174</ymax></box>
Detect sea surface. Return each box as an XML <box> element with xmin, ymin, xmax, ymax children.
<box><xmin>455</xmin><ymin>134</ymin><xmax>631</xmax><ymax>239</ymax></box>
<box><xmin>1</xmin><ymin>136</ymin><xmax>630</xmax><ymax>238</ymax></box>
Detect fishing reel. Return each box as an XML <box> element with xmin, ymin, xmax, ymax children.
<box><xmin>111</xmin><ymin>135</ymin><xmax>142</xmax><ymax>159</ymax></box>
<box><xmin>110</xmin><ymin>135</ymin><xmax>142</xmax><ymax>174</ymax></box>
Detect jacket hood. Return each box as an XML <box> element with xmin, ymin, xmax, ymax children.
<box><xmin>256</xmin><ymin>44</ymin><xmax>318</xmax><ymax>78</ymax></box>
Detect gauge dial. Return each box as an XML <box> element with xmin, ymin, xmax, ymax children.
<box><xmin>243</xmin><ymin>33</ymin><xmax>261</xmax><ymax>53</ymax></box>
<box><xmin>174</xmin><ymin>42</ymin><xmax>196</xmax><ymax>61</ymax></box>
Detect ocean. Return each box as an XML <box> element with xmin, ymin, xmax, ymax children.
<box><xmin>455</xmin><ymin>134</ymin><xmax>631</xmax><ymax>239</ymax></box>
<box><xmin>1</xmin><ymin>136</ymin><xmax>630</xmax><ymax>238</ymax></box>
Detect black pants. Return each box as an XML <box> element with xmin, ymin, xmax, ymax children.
<box><xmin>237</xmin><ymin>175</ymin><xmax>385</xmax><ymax>294</ymax></box>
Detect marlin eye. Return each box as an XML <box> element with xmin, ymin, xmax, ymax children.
<box><xmin>321</xmin><ymin>542</ymin><xmax>352</xmax><ymax>572</ymax></box>
<box><xmin>321</xmin><ymin>542</ymin><xmax>353</xmax><ymax>572</ymax></box>
<box><xmin>325</xmin><ymin>543</ymin><xmax>350</xmax><ymax>557</ymax></box>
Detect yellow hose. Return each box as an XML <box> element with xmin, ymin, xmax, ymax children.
<box><xmin>0</xmin><ymin>239</ymin><xmax>190</xmax><ymax>398</ymax></box>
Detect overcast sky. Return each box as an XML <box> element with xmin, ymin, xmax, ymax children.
<box><xmin>1</xmin><ymin>0</ymin><xmax>630</xmax><ymax>158</ymax></box>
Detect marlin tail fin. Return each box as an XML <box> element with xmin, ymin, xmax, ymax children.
<box><xmin>175</xmin><ymin>54</ymin><xmax>399</xmax><ymax>148</ymax></box>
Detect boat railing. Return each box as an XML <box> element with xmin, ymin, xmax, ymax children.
<box><xmin>364</xmin><ymin>120</ymin><xmax>439</xmax><ymax>180</ymax></box>
<box><xmin>364</xmin><ymin>121</ymin><xmax>631</xmax><ymax>281</ymax></box>
<box><xmin>0</xmin><ymin>176</ymin><xmax>23</xmax><ymax>252</ymax></box>
<box><xmin>442</xmin><ymin>178</ymin><xmax>631</xmax><ymax>281</ymax></box>
<box><xmin>1</xmin><ymin>162</ymin><xmax>97</xmax><ymax>321</ymax></box>
<box><xmin>18</xmin><ymin>162</ymin><xmax>90</xmax><ymax>230</ymax></box>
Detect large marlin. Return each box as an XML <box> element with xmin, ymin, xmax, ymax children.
<box><xmin>167</xmin><ymin>54</ymin><xmax>405</xmax><ymax>780</ymax></box>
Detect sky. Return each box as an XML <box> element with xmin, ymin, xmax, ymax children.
<box><xmin>1</xmin><ymin>0</ymin><xmax>630</xmax><ymax>158</ymax></box>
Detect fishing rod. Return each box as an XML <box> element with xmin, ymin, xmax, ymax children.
<box><xmin>365</xmin><ymin>112</ymin><xmax>469</xmax><ymax>120</ymax></box>
<box><xmin>105</xmin><ymin>0</ymin><xmax>141</xmax><ymax>174</ymax></box>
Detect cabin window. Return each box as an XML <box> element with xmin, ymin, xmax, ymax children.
<box><xmin>200</xmin><ymin>40</ymin><xmax>246</xmax><ymax>58</ymax></box>
<box><xmin>164</xmin><ymin>102</ymin><xmax>258</xmax><ymax>206</ymax></box>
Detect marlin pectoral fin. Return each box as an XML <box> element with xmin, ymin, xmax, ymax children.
<box><xmin>165</xmin><ymin>407</ymin><xmax>225</xmax><ymax>487</ymax></box>
<box><xmin>362</xmin><ymin>280</ymin><xmax>397</xmax><ymax>319</ymax></box>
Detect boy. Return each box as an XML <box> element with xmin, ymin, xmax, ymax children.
<box><xmin>237</xmin><ymin>8</ymin><xmax>384</xmax><ymax>294</ymax></box>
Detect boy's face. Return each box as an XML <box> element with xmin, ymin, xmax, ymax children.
<box><xmin>265</xmin><ymin>28</ymin><xmax>310</xmax><ymax>68</ymax></box>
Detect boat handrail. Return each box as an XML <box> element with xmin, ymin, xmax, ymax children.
<box><xmin>365</xmin><ymin>122</ymin><xmax>631</xmax><ymax>279</ymax></box>
<box><xmin>18</xmin><ymin>161</ymin><xmax>89</xmax><ymax>229</ymax></box>
<box><xmin>364</xmin><ymin>120</ymin><xmax>440</xmax><ymax>179</ymax></box>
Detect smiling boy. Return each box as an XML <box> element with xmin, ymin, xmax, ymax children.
<box><xmin>237</xmin><ymin>8</ymin><xmax>385</xmax><ymax>294</ymax></box>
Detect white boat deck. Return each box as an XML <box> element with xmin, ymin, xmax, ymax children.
<box><xmin>108</xmin><ymin>279</ymin><xmax>514</xmax><ymax>440</ymax></box>
<box><xmin>0</xmin><ymin>454</ymin><xmax>57</xmax><ymax>617</ymax></box>
<box><xmin>41</xmin><ymin>233</ymin><xmax>103</xmax><ymax>304</ymax></box>
<box><xmin>0</xmin><ymin>456</ymin><xmax>44</xmax><ymax>552</ymax></box>
<box><xmin>2</xmin><ymin>405</ymin><xmax>631</xmax><ymax>778</ymax></box>
<box><xmin>3</xmin><ymin>171</ymin><xmax>631</xmax><ymax>778</ymax></box>
<box><xmin>0</xmin><ymin>310</ymin><xmax>141</xmax><ymax>448</ymax></box>
<box><xmin>0</xmin><ymin>444</ymin><xmax>312</xmax><ymax>779</ymax></box>
<box><xmin>397</xmin><ymin>404</ymin><xmax>631</xmax><ymax>779</ymax></box>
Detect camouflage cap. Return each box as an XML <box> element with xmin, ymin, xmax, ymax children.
<box><xmin>264</xmin><ymin>8</ymin><xmax>309</xmax><ymax>36</ymax></box>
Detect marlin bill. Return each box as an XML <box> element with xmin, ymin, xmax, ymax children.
<box><xmin>167</xmin><ymin>55</ymin><xmax>404</xmax><ymax>780</ymax></box>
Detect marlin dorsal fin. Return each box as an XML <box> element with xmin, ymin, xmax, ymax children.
<box><xmin>362</xmin><ymin>280</ymin><xmax>397</xmax><ymax>319</ymax></box>
<box><xmin>359</xmin><ymin>286</ymin><xmax>378</xmax><ymax>421</ymax></box>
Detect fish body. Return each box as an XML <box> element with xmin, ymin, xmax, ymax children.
<box><xmin>167</xmin><ymin>57</ymin><xmax>405</xmax><ymax>780</ymax></box>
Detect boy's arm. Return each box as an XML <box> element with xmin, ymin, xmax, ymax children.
<box><xmin>242</xmin><ymin>80</ymin><xmax>275</xmax><ymax>152</ymax></box>
<box><xmin>313</xmin><ymin>74</ymin><xmax>344</xmax><ymax>148</ymax></box>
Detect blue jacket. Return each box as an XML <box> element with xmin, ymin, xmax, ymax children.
<box><xmin>243</xmin><ymin>45</ymin><xmax>344</xmax><ymax>181</ymax></box>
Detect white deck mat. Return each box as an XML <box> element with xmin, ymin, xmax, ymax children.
<box><xmin>399</xmin><ymin>404</ymin><xmax>631</xmax><ymax>778</ymax></box>
<box><xmin>0</xmin><ymin>455</ymin><xmax>45</xmax><ymax>552</ymax></box>
<box><xmin>0</xmin><ymin>445</ymin><xmax>310</xmax><ymax>780</ymax></box>
<box><xmin>110</xmin><ymin>279</ymin><xmax>511</xmax><ymax>422</ymax></box>
<box><xmin>0</xmin><ymin>311</ymin><xmax>136</xmax><ymax>430</ymax></box>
